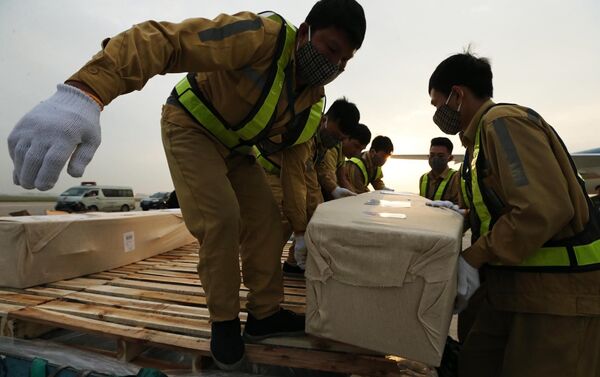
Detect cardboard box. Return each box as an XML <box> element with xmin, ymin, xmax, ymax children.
<box><xmin>305</xmin><ymin>191</ymin><xmax>463</xmax><ymax>366</ymax></box>
<box><xmin>0</xmin><ymin>209</ymin><xmax>196</xmax><ymax>288</ymax></box>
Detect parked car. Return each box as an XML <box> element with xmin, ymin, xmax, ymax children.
<box><xmin>55</xmin><ymin>182</ymin><xmax>135</xmax><ymax>212</ymax></box>
<box><xmin>166</xmin><ymin>190</ymin><xmax>179</xmax><ymax>208</ymax></box>
<box><xmin>140</xmin><ymin>192</ymin><xmax>171</xmax><ymax>211</ymax></box>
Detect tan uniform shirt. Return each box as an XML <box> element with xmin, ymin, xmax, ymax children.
<box><xmin>462</xmin><ymin>100</ymin><xmax>600</xmax><ymax>315</ymax></box>
<box><xmin>420</xmin><ymin>167</ymin><xmax>461</xmax><ymax>204</ymax></box>
<box><xmin>265</xmin><ymin>139</ymin><xmax>323</xmax><ymax>233</ymax></box>
<box><xmin>316</xmin><ymin>143</ymin><xmax>345</xmax><ymax>195</ymax></box>
<box><xmin>68</xmin><ymin>12</ymin><xmax>323</xmax><ymax>151</ymax></box>
<box><xmin>344</xmin><ymin>151</ymin><xmax>386</xmax><ymax>194</ymax></box>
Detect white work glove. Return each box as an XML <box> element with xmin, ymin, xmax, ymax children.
<box><xmin>454</xmin><ymin>256</ymin><xmax>480</xmax><ymax>313</ymax></box>
<box><xmin>8</xmin><ymin>84</ymin><xmax>101</xmax><ymax>190</ymax></box>
<box><xmin>293</xmin><ymin>234</ymin><xmax>307</xmax><ymax>270</ymax></box>
<box><xmin>426</xmin><ymin>200</ymin><xmax>466</xmax><ymax>215</ymax></box>
<box><xmin>331</xmin><ymin>186</ymin><xmax>357</xmax><ymax>199</ymax></box>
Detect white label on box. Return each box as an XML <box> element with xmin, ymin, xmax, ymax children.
<box><xmin>365</xmin><ymin>199</ymin><xmax>411</xmax><ymax>208</ymax></box>
<box><xmin>363</xmin><ymin>211</ymin><xmax>407</xmax><ymax>219</ymax></box>
<box><xmin>123</xmin><ymin>231</ymin><xmax>135</xmax><ymax>252</ymax></box>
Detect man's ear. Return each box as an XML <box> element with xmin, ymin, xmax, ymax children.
<box><xmin>450</xmin><ymin>85</ymin><xmax>465</xmax><ymax>103</ymax></box>
<box><xmin>448</xmin><ymin>154</ymin><xmax>454</xmax><ymax>162</ymax></box>
<box><xmin>320</xmin><ymin>115</ymin><xmax>328</xmax><ymax>128</ymax></box>
<box><xmin>297</xmin><ymin>22</ymin><xmax>309</xmax><ymax>46</ymax></box>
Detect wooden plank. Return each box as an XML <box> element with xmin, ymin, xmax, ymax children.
<box><xmin>63</xmin><ymin>291</ymin><xmax>218</xmax><ymax>321</ymax></box>
<box><xmin>0</xmin><ymin>303</ymin><xmax>55</xmax><ymax>338</ymax></box>
<box><xmin>109</xmin><ymin>278</ymin><xmax>201</xmax><ymax>295</ymax></box>
<box><xmin>0</xmin><ymin>302</ymin><xmax>24</xmax><ymax>314</ymax></box>
<box><xmin>125</xmin><ymin>273</ymin><xmax>202</xmax><ymax>286</ymax></box>
<box><xmin>86</xmin><ymin>271</ymin><xmax>130</xmax><ymax>279</ymax></box>
<box><xmin>134</xmin><ymin>269</ymin><xmax>200</xmax><ymax>279</ymax></box>
<box><xmin>116</xmin><ymin>339</ymin><xmax>146</xmax><ymax>362</ymax></box>
<box><xmin>36</xmin><ymin>301</ymin><xmax>212</xmax><ymax>337</ymax></box>
<box><xmin>39</xmin><ymin>292</ymin><xmax>370</xmax><ymax>354</ymax></box>
<box><xmin>125</xmin><ymin>273</ymin><xmax>307</xmax><ymax>297</ymax></box>
<box><xmin>25</xmin><ymin>287</ymin><xmax>77</xmax><ymax>297</ymax></box>
<box><xmin>10</xmin><ymin>307</ymin><xmax>403</xmax><ymax>376</ymax></box>
<box><xmin>107</xmin><ymin>278</ymin><xmax>305</xmax><ymax>305</ymax></box>
<box><xmin>12</xmin><ymin>306</ymin><xmax>210</xmax><ymax>351</ymax></box>
<box><xmin>255</xmin><ymin>335</ymin><xmax>382</xmax><ymax>356</ymax></box>
<box><xmin>48</xmin><ymin>278</ymin><xmax>110</xmax><ymax>290</ymax></box>
<box><xmin>143</xmin><ymin>265</ymin><xmax>197</xmax><ymax>273</ymax></box>
<box><xmin>0</xmin><ymin>290</ymin><xmax>54</xmax><ymax>306</ymax></box>
<box><xmin>85</xmin><ymin>285</ymin><xmax>207</xmax><ymax>306</ymax></box>
<box><xmin>11</xmin><ymin>320</ymin><xmax>55</xmax><ymax>339</ymax></box>
<box><xmin>110</xmin><ymin>265</ymin><xmax>148</xmax><ymax>273</ymax></box>
<box><xmin>192</xmin><ymin>354</ymin><xmax>213</xmax><ymax>372</ymax></box>
<box><xmin>84</xmin><ymin>285</ymin><xmax>304</xmax><ymax>314</ymax></box>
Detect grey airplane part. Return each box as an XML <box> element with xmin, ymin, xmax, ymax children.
<box><xmin>392</xmin><ymin>149</ymin><xmax>600</xmax><ymax>194</ymax></box>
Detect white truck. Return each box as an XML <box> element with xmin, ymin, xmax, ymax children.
<box><xmin>55</xmin><ymin>182</ymin><xmax>135</xmax><ymax>212</ymax></box>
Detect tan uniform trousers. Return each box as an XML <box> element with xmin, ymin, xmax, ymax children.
<box><xmin>457</xmin><ymin>284</ymin><xmax>487</xmax><ymax>343</ymax></box>
<box><xmin>265</xmin><ymin>170</ymin><xmax>322</xmax><ymax>267</ymax></box>
<box><xmin>459</xmin><ymin>296</ymin><xmax>600</xmax><ymax>377</ymax></box>
<box><xmin>265</xmin><ymin>173</ymin><xmax>295</xmax><ymax>264</ymax></box>
<box><xmin>161</xmin><ymin>104</ymin><xmax>284</xmax><ymax>322</ymax></box>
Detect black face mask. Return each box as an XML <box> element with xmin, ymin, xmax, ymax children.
<box><xmin>429</xmin><ymin>156</ymin><xmax>448</xmax><ymax>174</ymax></box>
<box><xmin>296</xmin><ymin>26</ymin><xmax>341</xmax><ymax>87</ymax></box>
<box><xmin>320</xmin><ymin>129</ymin><xmax>339</xmax><ymax>149</ymax></box>
<box><xmin>433</xmin><ymin>92</ymin><xmax>462</xmax><ymax>135</ymax></box>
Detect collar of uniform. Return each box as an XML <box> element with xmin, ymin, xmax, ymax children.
<box><xmin>462</xmin><ymin>99</ymin><xmax>496</xmax><ymax>149</ymax></box>
<box><xmin>313</xmin><ymin>128</ymin><xmax>327</xmax><ymax>163</ymax></box>
<box><xmin>428</xmin><ymin>166</ymin><xmax>450</xmax><ymax>180</ymax></box>
<box><xmin>362</xmin><ymin>151</ymin><xmax>374</xmax><ymax>170</ymax></box>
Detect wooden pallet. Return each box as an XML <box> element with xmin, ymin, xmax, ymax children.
<box><xmin>1</xmin><ymin>242</ymin><xmax>430</xmax><ymax>376</ymax></box>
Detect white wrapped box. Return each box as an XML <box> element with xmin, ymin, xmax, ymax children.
<box><xmin>0</xmin><ymin>210</ymin><xmax>195</xmax><ymax>288</ymax></box>
<box><xmin>305</xmin><ymin>192</ymin><xmax>463</xmax><ymax>366</ymax></box>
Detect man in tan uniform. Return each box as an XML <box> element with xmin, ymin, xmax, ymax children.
<box><xmin>318</xmin><ymin>122</ymin><xmax>371</xmax><ymax>201</ymax></box>
<box><xmin>344</xmin><ymin>135</ymin><xmax>394</xmax><ymax>194</ymax></box>
<box><xmin>255</xmin><ymin>98</ymin><xmax>360</xmax><ymax>275</ymax></box>
<box><xmin>7</xmin><ymin>1</ymin><xmax>367</xmax><ymax>370</ymax></box>
<box><xmin>428</xmin><ymin>52</ymin><xmax>600</xmax><ymax>377</ymax></box>
<box><xmin>419</xmin><ymin>137</ymin><xmax>461</xmax><ymax>204</ymax></box>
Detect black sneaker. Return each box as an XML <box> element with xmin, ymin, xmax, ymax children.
<box><xmin>210</xmin><ymin>318</ymin><xmax>245</xmax><ymax>370</ymax></box>
<box><xmin>243</xmin><ymin>308</ymin><xmax>305</xmax><ymax>341</ymax></box>
<box><xmin>282</xmin><ymin>261</ymin><xmax>305</xmax><ymax>277</ymax></box>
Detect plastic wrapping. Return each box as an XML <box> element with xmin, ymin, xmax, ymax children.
<box><xmin>0</xmin><ymin>336</ymin><xmax>137</xmax><ymax>375</ymax></box>
<box><xmin>0</xmin><ymin>336</ymin><xmax>288</xmax><ymax>377</ymax></box>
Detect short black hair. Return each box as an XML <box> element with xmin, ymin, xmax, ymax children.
<box><xmin>350</xmin><ymin>123</ymin><xmax>371</xmax><ymax>146</ymax></box>
<box><xmin>428</xmin><ymin>53</ymin><xmax>493</xmax><ymax>99</ymax></box>
<box><xmin>430</xmin><ymin>137</ymin><xmax>453</xmax><ymax>154</ymax></box>
<box><xmin>371</xmin><ymin>135</ymin><xmax>393</xmax><ymax>154</ymax></box>
<box><xmin>595</xmin><ymin>184</ymin><xmax>600</xmax><ymax>190</ymax></box>
<box><xmin>306</xmin><ymin>0</ymin><xmax>366</xmax><ymax>49</ymax></box>
<box><xmin>326</xmin><ymin>97</ymin><xmax>360</xmax><ymax>135</ymax></box>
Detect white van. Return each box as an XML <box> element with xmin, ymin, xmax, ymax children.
<box><xmin>55</xmin><ymin>182</ymin><xmax>135</xmax><ymax>212</ymax></box>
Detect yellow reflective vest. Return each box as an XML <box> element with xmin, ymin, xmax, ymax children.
<box><xmin>172</xmin><ymin>12</ymin><xmax>301</xmax><ymax>154</ymax></box>
<box><xmin>466</xmin><ymin>104</ymin><xmax>600</xmax><ymax>271</ymax></box>
<box><xmin>419</xmin><ymin>169</ymin><xmax>457</xmax><ymax>200</ymax></box>
<box><xmin>253</xmin><ymin>98</ymin><xmax>325</xmax><ymax>175</ymax></box>
<box><xmin>348</xmin><ymin>157</ymin><xmax>382</xmax><ymax>187</ymax></box>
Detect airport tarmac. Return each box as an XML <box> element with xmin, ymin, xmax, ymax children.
<box><xmin>0</xmin><ymin>201</ymin><xmax>142</xmax><ymax>217</ymax></box>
